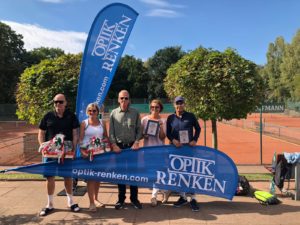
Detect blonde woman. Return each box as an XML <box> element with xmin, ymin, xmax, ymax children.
<box><xmin>79</xmin><ymin>103</ymin><xmax>107</xmax><ymax>212</ymax></box>
<box><xmin>141</xmin><ymin>99</ymin><xmax>170</xmax><ymax>206</ymax></box>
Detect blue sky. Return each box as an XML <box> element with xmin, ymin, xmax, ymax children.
<box><xmin>1</xmin><ymin>0</ymin><xmax>299</xmax><ymax>65</ymax></box>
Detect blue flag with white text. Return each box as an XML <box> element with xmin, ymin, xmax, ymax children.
<box><xmin>76</xmin><ymin>3</ymin><xmax>138</xmax><ymax>122</ymax></box>
<box><xmin>3</xmin><ymin>145</ymin><xmax>238</xmax><ymax>200</ymax></box>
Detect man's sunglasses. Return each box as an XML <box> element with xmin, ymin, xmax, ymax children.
<box><xmin>175</xmin><ymin>101</ymin><xmax>184</xmax><ymax>105</ymax></box>
<box><xmin>88</xmin><ymin>109</ymin><xmax>97</xmax><ymax>113</ymax></box>
<box><xmin>53</xmin><ymin>100</ymin><xmax>64</xmax><ymax>105</ymax></box>
<box><xmin>150</xmin><ymin>106</ymin><xmax>160</xmax><ymax>109</ymax></box>
<box><xmin>120</xmin><ymin>97</ymin><xmax>129</xmax><ymax>100</ymax></box>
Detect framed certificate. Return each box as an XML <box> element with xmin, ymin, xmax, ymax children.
<box><xmin>145</xmin><ymin>120</ymin><xmax>159</xmax><ymax>136</ymax></box>
<box><xmin>179</xmin><ymin>130</ymin><xmax>189</xmax><ymax>144</ymax></box>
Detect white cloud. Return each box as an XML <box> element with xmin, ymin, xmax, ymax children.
<box><xmin>140</xmin><ymin>0</ymin><xmax>185</xmax><ymax>8</ymax></box>
<box><xmin>2</xmin><ymin>20</ymin><xmax>87</xmax><ymax>54</ymax></box>
<box><xmin>140</xmin><ymin>0</ymin><xmax>185</xmax><ymax>18</ymax></box>
<box><xmin>38</xmin><ymin>0</ymin><xmax>65</xmax><ymax>3</ymax></box>
<box><xmin>146</xmin><ymin>9</ymin><xmax>181</xmax><ymax>18</ymax></box>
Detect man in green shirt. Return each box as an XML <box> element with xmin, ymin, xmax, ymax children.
<box><xmin>109</xmin><ymin>90</ymin><xmax>142</xmax><ymax>209</ymax></box>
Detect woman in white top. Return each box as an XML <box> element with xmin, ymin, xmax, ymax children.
<box><xmin>79</xmin><ymin>103</ymin><xmax>108</xmax><ymax>212</ymax></box>
<box><xmin>141</xmin><ymin>99</ymin><xmax>170</xmax><ymax>206</ymax></box>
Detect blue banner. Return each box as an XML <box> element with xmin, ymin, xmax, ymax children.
<box><xmin>76</xmin><ymin>3</ymin><xmax>138</xmax><ymax>122</ymax></box>
<box><xmin>3</xmin><ymin>145</ymin><xmax>238</xmax><ymax>200</ymax></box>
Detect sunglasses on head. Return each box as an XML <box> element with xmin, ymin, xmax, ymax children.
<box><xmin>88</xmin><ymin>109</ymin><xmax>97</xmax><ymax>113</ymax></box>
<box><xmin>54</xmin><ymin>100</ymin><xmax>64</xmax><ymax>105</ymax></box>
<box><xmin>120</xmin><ymin>97</ymin><xmax>129</xmax><ymax>100</ymax></box>
<box><xmin>150</xmin><ymin>106</ymin><xmax>160</xmax><ymax>109</ymax></box>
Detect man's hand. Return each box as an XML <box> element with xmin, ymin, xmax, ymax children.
<box><xmin>172</xmin><ymin>139</ymin><xmax>182</xmax><ymax>148</ymax></box>
<box><xmin>131</xmin><ymin>141</ymin><xmax>139</xmax><ymax>151</ymax></box>
<box><xmin>189</xmin><ymin>140</ymin><xmax>197</xmax><ymax>147</ymax></box>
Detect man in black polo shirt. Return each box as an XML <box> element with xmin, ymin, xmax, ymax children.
<box><xmin>166</xmin><ymin>96</ymin><xmax>201</xmax><ymax>212</ymax></box>
<box><xmin>38</xmin><ymin>94</ymin><xmax>80</xmax><ymax>216</ymax></box>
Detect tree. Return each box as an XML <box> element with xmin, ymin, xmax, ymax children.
<box><xmin>23</xmin><ymin>47</ymin><xmax>65</xmax><ymax>67</ymax></box>
<box><xmin>16</xmin><ymin>54</ymin><xmax>82</xmax><ymax>124</ymax></box>
<box><xmin>164</xmin><ymin>47</ymin><xmax>264</xmax><ymax>149</ymax></box>
<box><xmin>146</xmin><ymin>46</ymin><xmax>185</xmax><ymax>100</ymax></box>
<box><xmin>280</xmin><ymin>29</ymin><xmax>300</xmax><ymax>101</ymax></box>
<box><xmin>107</xmin><ymin>55</ymin><xmax>149</xmax><ymax>99</ymax></box>
<box><xmin>0</xmin><ymin>22</ymin><xmax>26</xmax><ymax>103</ymax></box>
<box><xmin>261</xmin><ymin>37</ymin><xmax>288</xmax><ymax>101</ymax></box>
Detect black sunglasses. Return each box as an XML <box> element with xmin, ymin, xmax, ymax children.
<box><xmin>88</xmin><ymin>109</ymin><xmax>97</xmax><ymax>113</ymax></box>
<box><xmin>54</xmin><ymin>100</ymin><xmax>64</xmax><ymax>104</ymax></box>
<box><xmin>175</xmin><ymin>101</ymin><xmax>184</xmax><ymax>105</ymax></box>
<box><xmin>120</xmin><ymin>97</ymin><xmax>129</xmax><ymax>100</ymax></box>
<box><xmin>150</xmin><ymin>106</ymin><xmax>160</xmax><ymax>109</ymax></box>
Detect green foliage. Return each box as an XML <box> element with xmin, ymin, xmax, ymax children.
<box><xmin>147</xmin><ymin>46</ymin><xmax>185</xmax><ymax>99</ymax></box>
<box><xmin>16</xmin><ymin>54</ymin><xmax>82</xmax><ymax>124</ymax></box>
<box><xmin>280</xmin><ymin>30</ymin><xmax>300</xmax><ymax>101</ymax></box>
<box><xmin>261</xmin><ymin>30</ymin><xmax>300</xmax><ymax>102</ymax></box>
<box><xmin>108</xmin><ymin>55</ymin><xmax>149</xmax><ymax>99</ymax></box>
<box><xmin>164</xmin><ymin>47</ymin><xmax>264</xmax><ymax>121</ymax></box>
<box><xmin>23</xmin><ymin>47</ymin><xmax>65</xmax><ymax>68</ymax></box>
<box><xmin>261</xmin><ymin>37</ymin><xmax>288</xmax><ymax>101</ymax></box>
<box><xmin>0</xmin><ymin>22</ymin><xmax>26</xmax><ymax>103</ymax></box>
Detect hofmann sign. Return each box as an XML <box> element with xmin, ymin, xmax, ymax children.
<box><xmin>255</xmin><ymin>103</ymin><xmax>285</xmax><ymax>113</ymax></box>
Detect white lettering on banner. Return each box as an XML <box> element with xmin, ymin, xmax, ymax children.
<box><xmin>72</xmin><ymin>169</ymin><xmax>148</xmax><ymax>183</ymax></box>
<box><xmin>156</xmin><ymin>154</ymin><xmax>227</xmax><ymax>193</ymax></box>
<box><xmin>91</xmin><ymin>14</ymin><xmax>132</xmax><ymax>104</ymax></box>
<box><xmin>169</xmin><ymin>154</ymin><xmax>215</xmax><ymax>177</ymax></box>
<box><xmin>96</xmin><ymin>76</ymin><xmax>109</xmax><ymax>104</ymax></box>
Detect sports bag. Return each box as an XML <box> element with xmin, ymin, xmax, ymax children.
<box><xmin>254</xmin><ymin>191</ymin><xmax>281</xmax><ymax>205</ymax></box>
<box><xmin>235</xmin><ymin>175</ymin><xmax>250</xmax><ymax>196</ymax></box>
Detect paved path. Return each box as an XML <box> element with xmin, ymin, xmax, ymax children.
<box><xmin>1</xmin><ymin>178</ymin><xmax>299</xmax><ymax>225</ymax></box>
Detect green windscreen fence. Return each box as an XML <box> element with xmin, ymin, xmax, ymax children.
<box><xmin>105</xmin><ymin>103</ymin><xmax>174</xmax><ymax>113</ymax></box>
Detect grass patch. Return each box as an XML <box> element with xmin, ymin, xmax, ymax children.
<box><xmin>0</xmin><ymin>173</ymin><xmax>63</xmax><ymax>180</ymax></box>
<box><xmin>240</xmin><ymin>173</ymin><xmax>273</xmax><ymax>181</ymax></box>
<box><xmin>0</xmin><ymin>172</ymin><xmax>274</xmax><ymax>181</ymax></box>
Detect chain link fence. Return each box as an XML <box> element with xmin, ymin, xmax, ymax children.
<box><xmin>222</xmin><ymin>117</ymin><xmax>300</xmax><ymax>145</ymax></box>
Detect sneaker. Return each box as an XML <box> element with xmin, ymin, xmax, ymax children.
<box><xmin>131</xmin><ymin>200</ymin><xmax>142</xmax><ymax>209</ymax></box>
<box><xmin>39</xmin><ymin>207</ymin><xmax>54</xmax><ymax>216</ymax></box>
<box><xmin>115</xmin><ymin>201</ymin><xmax>124</xmax><ymax>210</ymax></box>
<box><xmin>173</xmin><ymin>197</ymin><xmax>188</xmax><ymax>208</ymax></box>
<box><xmin>151</xmin><ymin>197</ymin><xmax>157</xmax><ymax>207</ymax></box>
<box><xmin>190</xmin><ymin>199</ymin><xmax>199</xmax><ymax>212</ymax></box>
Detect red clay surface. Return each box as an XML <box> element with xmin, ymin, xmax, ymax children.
<box><xmin>0</xmin><ymin>113</ymin><xmax>299</xmax><ymax>165</ymax></box>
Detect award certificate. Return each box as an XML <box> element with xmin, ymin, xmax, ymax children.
<box><xmin>145</xmin><ymin>120</ymin><xmax>159</xmax><ymax>136</ymax></box>
<box><xmin>179</xmin><ymin>130</ymin><xmax>189</xmax><ymax>144</ymax></box>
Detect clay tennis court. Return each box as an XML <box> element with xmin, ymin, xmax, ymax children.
<box><xmin>195</xmin><ymin>113</ymin><xmax>300</xmax><ymax>165</ymax></box>
<box><xmin>0</xmin><ymin>113</ymin><xmax>299</xmax><ymax>165</ymax></box>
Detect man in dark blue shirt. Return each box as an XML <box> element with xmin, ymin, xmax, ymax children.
<box><xmin>166</xmin><ymin>96</ymin><xmax>201</xmax><ymax>211</ymax></box>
